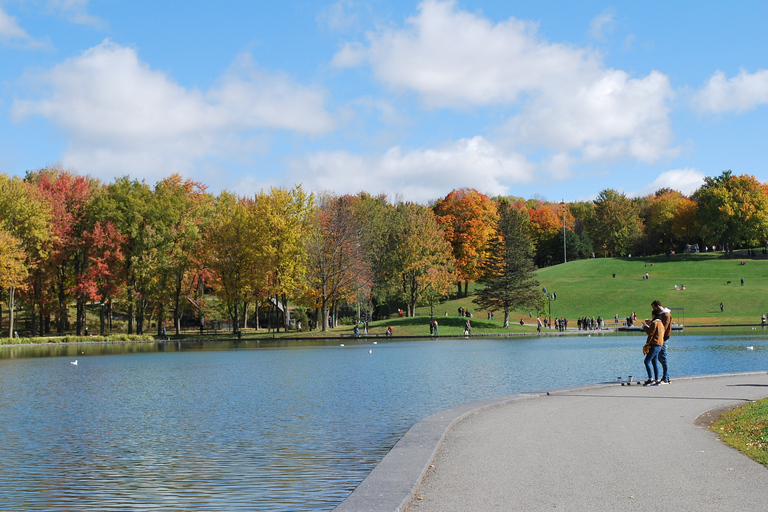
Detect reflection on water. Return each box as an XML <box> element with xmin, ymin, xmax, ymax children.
<box><xmin>1</xmin><ymin>332</ymin><xmax>767</xmax><ymax>511</ymax></box>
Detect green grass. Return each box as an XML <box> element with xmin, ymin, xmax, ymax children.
<box><xmin>711</xmin><ymin>397</ymin><xmax>768</xmax><ymax>467</ymax></box>
<box><xmin>415</xmin><ymin>252</ymin><xmax>768</xmax><ymax>327</ymax></box>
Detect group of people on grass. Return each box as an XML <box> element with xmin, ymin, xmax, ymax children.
<box><xmin>641</xmin><ymin>300</ymin><xmax>672</xmax><ymax>386</ymax></box>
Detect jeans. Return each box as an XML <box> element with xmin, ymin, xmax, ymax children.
<box><xmin>644</xmin><ymin>345</ymin><xmax>662</xmax><ymax>380</ymax></box>
<box><xmin>659</xmin><ymin>344</ymin><xmax>668</xmax><ymax>380</ymax></box>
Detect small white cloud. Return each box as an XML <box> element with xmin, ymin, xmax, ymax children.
<box><xmin>589</xmin><ymin>8</ymin><xmax>615</xmax><ymax>40</ymax></box>
<box><xmin>317</xmin><ymin>0</ymin><xmax>358</xmax><ymax>32</ymax></box>
<box><xmin>0</xmin><ymin>6</ymin><xmax>48</xmax><ymax>48</ymax></box>
<box><xmin>291</xmin><ymin>135</ymin><xmax>534</xmax><ymax>203</ymax></box>
<box><xmin>12</xmin><ymin>40</ymin><xmax>334</xmax><ymax>181</ymax></box>
<box><xmin>629</xmin><ymin>168</ymin><xmax>706</xmax><ymax>197</ymax></box>
<box><xmin>47</xmin><ymin>0</ymin><xmax>106</xmax><ymax>28</ymax></box>
<box><xmin>693</xmin><ymin>69</ymin><xmax>768</xmax><ymax>114</ymax></box>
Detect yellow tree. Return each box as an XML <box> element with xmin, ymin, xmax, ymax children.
<box><xmin>0</xmin><ymin>230</ymin><xmax>28</xmax><ymax>337</ymax></box>
<box><xmin>0</xmin><ymin>174</ymin><xmax>51</xmax><ymax>336</ymax></box>
<box><xmin>646</xmin><ymin>190</ymin><xmax>685</xmax><ymax>252</ymax></box>
<box><xmin>672</xmin><ymin>197</ymin><xmax>699</xmax><ymax>246</ymax></box>
<box><xmin>390</xmin><ymin>202</ymin><xmax>456</xmax><ymax>316</ymax></box>
<box><xmin>255</xmin><ymin>186</ymin><xmax>314</xmax><ymax>331</ymax></box>
<box><xmin>205</xmin><ymin>192</ymin><xmax>262</xmax><ymax>333</ymax></box>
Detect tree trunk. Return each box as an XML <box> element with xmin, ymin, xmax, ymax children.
<box><xmin>7</xmin><ymin>287</ymin><xmax>14</xmax><ymax>337</ymax></box>
<box><xmin>503</xmin><ymin>308</ymin><xmax>510</xmax><ymax>329</ymax></box>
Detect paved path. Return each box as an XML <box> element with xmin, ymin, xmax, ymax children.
<box><xmin>335</xmin><ymin>372</ymin><xmax>768</xmax><ymax>512</ymax></box>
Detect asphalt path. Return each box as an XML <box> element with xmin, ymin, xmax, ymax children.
<box><xmin>335</xmin><ymin>372</ymin><xmax>768</xmax><ymax>512</ymax></box>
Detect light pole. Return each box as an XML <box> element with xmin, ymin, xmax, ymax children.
<box><xmin>562</xmin><ymin>200</ymin><xmax>567</xmax><ymax>263</ymax></box>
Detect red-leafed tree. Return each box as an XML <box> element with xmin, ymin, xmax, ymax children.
<box><xmin>29</xmin><ymin>168</ymin><xmax>98</xmax><ymax>335</ymax></box>
<box><xmin>79</xmin><ymin>221</ymin><xmax>126</xmax><ymax>335</ymax></box>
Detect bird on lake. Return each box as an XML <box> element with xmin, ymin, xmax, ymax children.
<box><xmin>747</xmin><ymin>346</ymin><xmax>754</xmax><ymax>350</ymax></box>
<box><xmin>71</xmin><ymin>360</ymin><xmax>78</xmax><ymax>365</ymax></box>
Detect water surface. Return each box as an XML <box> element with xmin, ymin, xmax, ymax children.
<box><xmin>1</xmin><ymin>332</ymin><xmax>766</xmax><ymax>510</ymax></box>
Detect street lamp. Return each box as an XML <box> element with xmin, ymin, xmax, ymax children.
<box><xmin>562</xmin><ymin>200</ymin><xmax>567</xmax><ymax>264</ymax></box>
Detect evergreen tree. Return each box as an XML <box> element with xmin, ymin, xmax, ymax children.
<box><xmin>474</xmin><ymin>201</ymin><xmax>543</xmax><ymax>328</ymax></box>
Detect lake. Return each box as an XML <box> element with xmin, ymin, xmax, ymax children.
<box><xmin>1</xmin><ymin>331</ymin><xmax>766</xmax><ymax>511</ymax></box>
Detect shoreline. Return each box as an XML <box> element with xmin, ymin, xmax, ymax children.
<box><xmin>2</xmin><ymin>322</ymin><xmax>767</xmax><ymax>348</ymax></box>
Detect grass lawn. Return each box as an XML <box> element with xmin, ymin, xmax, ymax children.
<box><xmin>712</xmin><ymin>397</ymin><xmax>768</xmax><ymax>467</ymax></box>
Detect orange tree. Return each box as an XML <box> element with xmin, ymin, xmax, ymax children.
<box><xmin>433</xmin><ymin>188</ymin><xmax>498</xmax><ymax>297</ymax></box>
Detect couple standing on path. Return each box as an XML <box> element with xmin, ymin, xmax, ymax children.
<box><xmin>641</xmin><ymin>299</ymin><xmax>671</xmax><ymax>386</ymax></box>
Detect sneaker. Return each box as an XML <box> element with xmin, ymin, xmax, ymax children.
<box><xmin>643</xmin><ymin>379</ymin><xmax>654</xmax><ymax>386</ymax></box>
<box><xmin>651</xmin><ymin>380</ymin><xmax>660</xmax><ymax>386</ymax></box>
<box><xmin>658</xmin><ymin>379</ymin><xmax>669</xmax><ymax>385</ymax></box>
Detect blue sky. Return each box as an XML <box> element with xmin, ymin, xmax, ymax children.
<box><xmin>2</xmin><ymin>1</ymin><xmax>768</xmax><ymax>203</ymax></box>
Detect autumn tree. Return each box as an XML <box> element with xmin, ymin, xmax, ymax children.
<box><xmin>388</xmin><ymin>202</ymin><xmax>456</xmax><ymax>316</ymax></box>
<box><xmin>0</xmin><ymin>174</ymin><xmax>51</xmax><ymax>336</ymax></box>
<box><xmin>644</xmin><ymin>190</ymin><xmax>686</xmax><ymax>254</ymax></box>
<box><xmin>0</xmin><ymin>230</ymin><xmax>28</xmax><ymax>337</ymax></box>
<box><xmin>474</xmin><ymin>199</ymin><xmax>543</xmax><ymax>328</ymax></box>
<box><xmin>29</xmin><ymin>168</ymin><xmax>98</xmax><ymax>335</ymax></box>
<box><xmin>78</xmin><ymin>222</ymin><xmax>125</xmax><ymax>335</ymax></box>
<box><xmin>433</xmin><ymin>188</ymin><xmax>498</xmax><ymax>297</ymax></box>
<box><xmin>694</xmin><ymin>171</ymin><xmax>768</xmax><ymax>257</ymax></box>
<box><xmin>672</xmin><ymin>197</ymin><xmax>700</xmax><ymax>246</ymax></box>
<box><xmin>527</xmin><ymin>201</ymin><xmax>563</xmax><ymax>267</ymax></box>
<box><xmin>254</xmin><ymin>186</ymin><xmax>314</xmax><ymax>331</ymax></box>
<box><xmin>305</xmin><ymin>194</ymin><xmax>372</xmax><ymax>331</ymax></box>
<box><xmin>205</xmin><ymin>192</ymin><xmax>263</xmax><ymax>333</ymax></box>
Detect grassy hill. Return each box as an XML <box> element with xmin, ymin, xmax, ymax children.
<box><xmin>416</xmin><ymin>252</ymin><xmax>768</xmax><ymax>329</ymax></box>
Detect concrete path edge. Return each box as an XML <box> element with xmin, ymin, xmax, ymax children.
<box><xmin>332</xmin><ymin>371</ymin><xmax>767</xmax><ymax>512</ymax></box>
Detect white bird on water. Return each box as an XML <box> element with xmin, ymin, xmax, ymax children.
<box><xmin>747</xmin><ymin>346</ymin><xmax>754</xmax><ymax>350</ymax></box>
<box><xmin>71</xmin><ymin>360</ymin><xmax>78</xmax><ymax>365</ymax></box>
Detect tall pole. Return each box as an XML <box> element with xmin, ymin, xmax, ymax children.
<box><xmin>562</xmin><ymin>199</ymin><xmax>567</xmax><ymax>263</ymax></box>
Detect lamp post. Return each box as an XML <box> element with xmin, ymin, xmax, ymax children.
<box><xmin>562</xmin><ymin>200</ymin><xmax>567</xmax><ymax>263</ymax></box>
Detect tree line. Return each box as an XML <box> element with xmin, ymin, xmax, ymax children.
<box><xmin>1</xmin><ymin>168</ymin><xmax>767</xmax><ymax>337</ymax></box>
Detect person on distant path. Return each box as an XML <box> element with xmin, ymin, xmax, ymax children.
<box><xmin>465</xmin><ymin>319</ymin><xmax>472</xmax><ymax>336</ymax></box>
<box><xmin>652</xmin><ymin>300</ymin><xmax>672</xmax><ymax>384</ymax></box>
<box><xmin>762</xmin><ymin>314</ymin><xmax>766</xmax><ymax>327</ymax></box>
<box><xmin>720</xmin><ymin>302</ymin><xmax>724</xmax><ymax>312</ymax></box>
<box><xmin>433</xmin><ymin>319</ymin><xmax>439</xmax><ymax>337</ymax></box>
<box><xmin>641</xmin><ymin>309</ymin><xmax>665</xmax><ymax>386</ymax></box>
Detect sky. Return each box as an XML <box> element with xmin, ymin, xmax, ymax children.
<box><xmin>2</xmin><ymin>0</ymin><xmax>768</xmax><ymax>204</ymax></box>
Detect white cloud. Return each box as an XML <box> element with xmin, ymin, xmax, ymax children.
<box><xmin>509</xmin><ymin>69</ymin><xmax>677</xmax><ymax>163</ymax></box>
<box><xmin>292</xmin><ymin>135</ymin><xmax>534</xmax><ymax>203</ymax></box>
<box><xmin>12</xmin><ymin>40</ymin><xmax>334</xmax><ymax>181</ymax></box>
<box><xmin>47</xmin><ymin>0</ymin><xmax>106</xmax><ymax>28</ymax></box>
<box><xmin>629</xmin><ymin>168</ymin><xmax>705</xmax><ymax>197</ymax></box>
<box><xmin>693</xmin><ymin>69</ymin><xmax>768</xmax><ymax>114</ymax></box>
<box><xmin>317</xmin><ymin>0</ymin><xmax>358</xmax><ymax>32</ymax></box>
<box><xmin>589</xmin><ymin>8</ymin><xmax>615</xmax><ymax>40</ymax></box>
<box><xmin>334</xmin><ymin>0</ymin><xmax>678</xmax><ymax>164</ymax></box>
<box><xmin>0</xmin><ymin>6</ymin><xmax>48</xmax><ymax>48</ymax></box>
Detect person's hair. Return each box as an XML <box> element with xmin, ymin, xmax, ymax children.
<box><xmin>651</xmin><ymin>300</ymin><xmax>662</xmax><ymax>308</ymax></box>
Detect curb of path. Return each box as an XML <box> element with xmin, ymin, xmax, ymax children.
<box><xmin>332</xmin><ymin>371</ymin><xmax>768</xmax><ymax>512</ymax></box>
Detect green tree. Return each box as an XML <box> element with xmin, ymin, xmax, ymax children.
<box><xmin>590</xmin><ymin>189</ymin><xmax>642</xmax><ymax>257</ymax></box>
<box><xmin>694</xmin><ymin>171</ymin><xmax>768</xmax><ymax>257</ymax></box>
<box><xmin>474</xmin><ymin>200</ymin><xmax>543</xmax><ymax>328</ymax></box>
